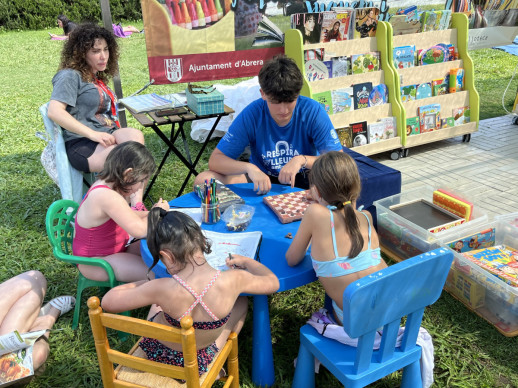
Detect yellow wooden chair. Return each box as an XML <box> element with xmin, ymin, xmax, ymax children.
<box><xmin>87</xmin><ymin>296</ymin><xmax>239</xmax><ymax>388</ymax></box>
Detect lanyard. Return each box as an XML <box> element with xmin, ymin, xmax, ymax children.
<box><xmin>95</xmin><ymin>78</ymin><xmax>121</xmax><ymax>129</ymax></box>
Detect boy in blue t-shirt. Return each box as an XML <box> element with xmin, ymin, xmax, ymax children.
<box><xmin>194</xmin><ymin>55</ymin><xmax>342</xmax><ymax>194</ymax></box>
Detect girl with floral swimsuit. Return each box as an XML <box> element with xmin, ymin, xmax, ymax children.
<box><xmin>101</xmin><ymin>210</ymin><xmax>279</xmax><ymax>375</ymax></box>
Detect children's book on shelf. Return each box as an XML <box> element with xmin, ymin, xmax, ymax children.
<box><xmin>118</xmin><ymin>93</ymin><xmax>186</xmax><ymax>113</ymax></box>
<box><xmin>368</xmin><ymin>84</ymin><xmax>388</xmax><ymax>107</ymax></box>
<box><xmin>351</xmin><ymin>52</ymin><xmax>380</xmax><ymax>74</ymax></box>
<box><xmin>418</xmin><ymin>103</ymin><xmax>441</xmax><ymax>132</ymax></box>
<box><xmin>439</xmin><ymin>10</ymin><xmax>452</xmax><ymax>30</ymax></box>
<box><xmin>420</xmin><ymin>11</ymin><xmax>439</xmax><ymax>32</ymax></box>
<box><xmin>291</xmin><ymin>13</ymin><xmax>323</xmax><ymax>45</ymax></box>
<box><xmin>406</xmin><ymin>116</ymin><xmax>420</xmax><ymax>136</ymax></box>
<box><xmin>305</xmin><ymin>59</ymin><xmax>329</xmax><ymax>82</ymax></box>
<box><xmin>416</xmin><ymin>82</ymin><xmax>432</xmax><ymax>100</ymax></box>
<box><xmin>319</xmin><ymin>9</ymin><xmax>353</xmax><ymax>42</ymax></box>
<box><xmin>352</xmin><ymin>82</ymin><xmax>372</xmax><ymax>110</ymax></box>
<box><xmin>432</xmin><ymin>78</ymin><xmax>448</xmax><ymax>96</ymax></box>
<box><xmin>354</xmin><ymin>7</ymin><xmax>379</xmax><ymax>39</ymax></box>
<box><xmin>323</xmin><ymin>60</ymin><xmax>333</xmax><ymax>78</ymax></box>
<box><xmin>461</xmin><ymin>245</ymin><xmax>518</xmax><ymax>287</ymax></box>
<box><xmin>331</xmin><ymin>87</ymin><xmax>354</xmax><ymax>113</ymax></box>
<box><xmin>446</xmin><ymin>117</ymin><xmax>455</xmax><ymax>127</ymax></box>
<box><xmin>396</xmin><ymin>5</ymin><xmax>418</xmax><ymax>20</ymax></box>
<box><xmin>336</xmin><ymin>126</ymin><xmax>353</xmax><ymax>148</ymax></box>
<box><xmin>449</xmin><ymin>68</ymin><xmax>464</xmax><ymax>93</ymax></box>
<box><xmin>367</xmin><ymin>121</ymin><xmax>385</xmax><ymax>143</ymax></box>
<box><xmin>389</xmin><ymin>14</ymin><xmax>421</xmax><ymax>35</ymax></box>
<box><xmin>419</xmin><ymin>45</ymin><xmax>449</xmax><ymax>65</ymax></box>
<box><xmin>203</xmin><ymin>230</ymin><xmax>262</xmax><ymax>271</ymax></box>
<box><xmin>400</xmin><ymin>84</ymin><xmax>417</xmax><ymax>102</ymax></box>
<box><xmin>351</xmin><ymin>121</ymin><xmax>368</xmax><ymax>147</ymax></box>
<box><xmin>252</xmin><ymin>15</ymin><xmax>284</xmax><ymax>46</ymax></box>
<box><xmin>313</xmin><ymin>91</ymin><xmax>333</xmax><ymax>115</ymax></box>
<box><xmin>379</xmin><ymin>116</ymin><xmax>396</xmax><ymax>139</ymax></box>
<box><xmin>453</xmin><ymin>106</ymin><xmax>470</xmax><ymax>125</ymax></box>
<box><xmin>447</xmin><ymin>228</ymin><xmax>496</xmax><ymax>253</ymax></box>
<box><xmin>331</xmin><ymin>56</ymin><xmax>350</xmax><ymax>77</ymax></box>
<box><xmin>304</xmin><ymin>48</ymin><xmax>324</xmax><ymax>62</ymax></box>
<box><xmin>393</xmin><ymin>45</ymin><xmax>415</xmax><ymax>69</ymax></box>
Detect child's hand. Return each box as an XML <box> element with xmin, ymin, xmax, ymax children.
<box><xmin>226</xmin><ymin>254</ymin><xmax>250</xmax><ymax>270</ymax></box>
<box><xmin>153</xmin><ymin>198</ymin><xmax>170</xmax><ymax>211</ymax></box>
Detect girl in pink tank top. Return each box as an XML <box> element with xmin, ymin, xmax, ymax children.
<box><xmin>101</xmin><ymin>210</ymin><xmax>280</xmax><ymax>375</ymax></box>
<box><xmin>73</xmin><ymin>142</ymin><xmax>170</xmax><ymax>283</ymax></box>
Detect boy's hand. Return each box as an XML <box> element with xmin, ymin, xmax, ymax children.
<box><xmin>246</xmin><ymin>167</ymin><xmax>271</xmax><ymax>195</ymax></box>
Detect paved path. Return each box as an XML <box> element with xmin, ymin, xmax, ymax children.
<box><xmin>370</xmin><ymin>114</ymin><xmax>518</xmax><ymax>218</ymax></box>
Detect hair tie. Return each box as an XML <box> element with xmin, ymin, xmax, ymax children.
<box><xmin>159</xmin><ymin>208</ymin><xmax>168</xmax><ymax>218</ymax></box>
<box><xmin>343</xmin><ymin>201</ymin><xmax>351</xmax><ymax>206</ymax></box>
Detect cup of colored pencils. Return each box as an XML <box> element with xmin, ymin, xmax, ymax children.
<box><xmin>200</xmin><ymin>179</ymin><xmax>221</xmax><ymax>224</ymax></box>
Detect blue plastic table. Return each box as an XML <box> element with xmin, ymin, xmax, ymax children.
<box><xmin>141</xmin><ymin>183</ymin><xmax>315</xmax><ymax>387</ymax></box>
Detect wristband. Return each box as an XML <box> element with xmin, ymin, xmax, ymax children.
<box><xmin>300</xmin><ymin>155</ymin><xmax>308</xmax><ymax>170</ymax></box>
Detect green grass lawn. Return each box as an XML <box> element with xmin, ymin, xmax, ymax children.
<box><xmin>0</xmin><ymin>24</ymin><xmax>518</xmax><ymax>387</ymax></box>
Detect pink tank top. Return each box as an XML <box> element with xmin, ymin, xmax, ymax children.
<box><xmin>73</xmin><ymin>185</ymin><xmax>129</xmax><ymax>257</ymax></box>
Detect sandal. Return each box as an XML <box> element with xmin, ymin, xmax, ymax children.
<box><xmin>40</xmin><ymin>296</ymin><xmax>76</xmax><ymax>317</ymax></box>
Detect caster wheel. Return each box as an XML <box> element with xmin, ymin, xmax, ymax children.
<box><xmin>403</xmin><ymin>149</ymin><xmax>409</xmax><ymax>157</ymax></box>
<box><xmin>390</xmin><ymin>151</ymin><xmax>400</xmax><ymax>160</ymax></box>
<box><xmin>512</xmin><ymin>116</ymin><xmax>518</xmax><ymax>125</ymax></box>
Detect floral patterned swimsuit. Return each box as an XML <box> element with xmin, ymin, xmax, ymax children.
<box><xmin>139</xmin><ymin>271</ymin><xmax>230</xmax><ymax>375</ymax></box>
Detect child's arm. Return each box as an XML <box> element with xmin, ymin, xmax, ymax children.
<box><xmin>285</xmin><ymin>204</ymin><xmax>316</xmax><ymax>266</ymax></box>
<box><xmin>101</xmin><ymin>279</ymin><xmax>167</xmax><ymax>313</ymax></box>
<box><xmin>225</xmin><ymin>254</ymin><xmax>280</xmax><ymax>295</ymax></box>
<box><xmin>100</xmin><ymin>192</ymin><xmax>149</xmax><ymax>238</ymax></box>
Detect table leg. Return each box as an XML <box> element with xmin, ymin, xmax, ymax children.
<box><xmin>252</xmin><ymin>294</ymin><xmax>275</xmax><ymax>387</ymax></box>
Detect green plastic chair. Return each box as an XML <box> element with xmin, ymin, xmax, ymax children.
<box><xmin>45</xmin><ymin>199</ymin><xmax>124</xmax><ymax>329</ymax></box>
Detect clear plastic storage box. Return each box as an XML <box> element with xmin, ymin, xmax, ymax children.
<box><xmin>373</xmin><ymin>185</ymin><xmax>488</xmax><ymax>262</ymax></box>
<box><xmin>438</xmin><ymin>217</ymin><xmax>518</xmax><ymax>336</ymax></box>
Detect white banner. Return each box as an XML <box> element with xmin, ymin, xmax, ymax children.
<box><xmin>468</xmin><ymin>26</ymin><xmax>518</xmax><ymax>50</ymax></box>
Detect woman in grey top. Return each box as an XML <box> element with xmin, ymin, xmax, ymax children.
<box><xmin>48</xmin><ymin>23</ymin><xmax>144</xmax><ymax>173</ymax></box>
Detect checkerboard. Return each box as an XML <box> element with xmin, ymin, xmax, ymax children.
<box><xmin>263</xmin><ymin>190</ymin><xmax>315</xmax><ymax>224</ymax></box>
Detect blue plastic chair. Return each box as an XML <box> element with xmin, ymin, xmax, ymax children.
<box><xmin>292</xmin><ymin>248</ymin><xmax>453</xmax><ymax>388</ymax></box>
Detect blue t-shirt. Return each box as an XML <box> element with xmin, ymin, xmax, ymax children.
<box><xmin>217</xmin><ymin>96</ymin><xmax>341</xmax><ymax>177</ymax></box>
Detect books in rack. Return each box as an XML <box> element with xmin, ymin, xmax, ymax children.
<box><xmin>400</xmin><ymin>84</ymin><xmax>417</xmax><ymax>102</ymax></box>
<box><xmin>406</xmin><ymin>116</ymin><xmax>420</xmax><ymax>135</ymax></box>
<box><xmin>203</xmin><ymin>230</ymin><xmax>262</xmax><ymax>271</ymax></box>
<box><xmin>253</xmin><ymin>15</ymin><xmax>284</xmax><ymax>46</ymax></box>
<box><xmin>453</xmin><ymin>106</ymin><xmax>470</xmax><ymax>126</ymax></box>
<box><xmin>331</xmin><ymin>56</ymin><xmax>350</xmax><ymax>77</ymax></box>
<box><xmin>313</xmin><ymin>91</ymin><xmax>333</xmax><ymax>115</ymax></box>
<box><xmin>367</xmin><ymin>121</ymin><xmax>385</xmax><ymax>143</ymax></box>
<box><xmin>353</xmin><ymin>82</ymin><xmax>372</xmax><ymax>110</ymax></box>
<box><xmin>319</xmin><ymin>9</ymin><xmax>353</xmax><ymax>42</ymax></box>
<box><xmin>351</xmin><ymin>120</ymin><xmax>368</xmax><ymax>147</ymax></box>
<box><xmin>368</xmin><ymin>84</ymin><xmax>388</xmax><ymax>107</ymax></box>
<box><xmin>118</xmin><ymin>93</ymin><xmax>187</xmax><ymax>113</ymax></box>
<box><xmin>461</xmin><ymin>245</ymin><xmax>518</xmax><ymax>287</ymax></box>
<box><xmin>331</xmin><ymin>87</ymin><xmax>354</xmax><ymax>113</ymax></box>
<box><xmin>389</xmin><ymin>14</ymin><xmax>421</xmax><ymax>36</ymax></box>
<box><xmin>393</xmin><ymin>45</ymin><xmax>415</xmax><ymax>69</ymax></box>
<box><xmin>354</xmin><ymin>7</ymin><xmax>379</xmax><ymax>39</ymax></box>
<box><xmin>336</xmin><ymin>126</ymin><xmax>353</xmax><ymax>147</ymax></box>
<box><xmin>351</xmin><ymin>52</ymin><xmax>380</xmax><ymax>74</ymax></box>
<box><xmin>418</xmin><ymin>103</ymin><xmax>441</xmax><ymax>132</ymax></box>
<box><xmin>416</xmin><ymin>82</ymin><xmax>432</xmax><ymax>100</ymax></box>
<box><xmin>291</xmin><ymin>13</ymin><xmax>323</xmax><ymax>45</ymax></box>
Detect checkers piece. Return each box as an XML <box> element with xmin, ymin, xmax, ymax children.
<box><xmin>263</xmin><ymin>190</ymin><xmax>315</xmax><ymax>224</ymax></box>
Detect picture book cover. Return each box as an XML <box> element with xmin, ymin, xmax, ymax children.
<box><xmin>351</xmin><ymin>52</ymin><xmax>380</xmax><ymax>74</ymax></box>
<box><xmin>389</xmin><ymin>14</ymin><xmax>421</xmax><ymax>36</ymax></box>
<box><xmin>447</xmin><ymin>228</ymin><xmax>496</xmax><ymax>253</ymax></box>
<box><xmin>433</xmin><ymin>188</ymin><xmax>473</xmax><ymax>220</ymax></box>
<box><xmin>439</xmin><ymin>9</ymin><xmax>452</xmax><ymax>30</ymax></box>
<box><xmin>313</xmin><ymin>91</ymin><xmax>333</xmax><ymax>115</ymax></box>
<box><xmin>367</xmin><ymin>121</ymin><xmax>385</xmax><ymax>143</ymax></box>
<box><xmin>400</xmin><ymin>84</ymin><xmax>417</xmax><ymax>102</ymax></box>
<box><xmin>320</xmin><ymin>10</ymin><xmax>352</xmax><ymax>42</ymax></box>
<box><xmin>291</xmin><ymin>13</ymin><xmax>323</xmax><ymax>45</ymax></box>
<box><xmin>420</xmin><ymin>11</ymin><xmax>438</xmax><ymax>32</ymax></box>
<box><xmin>461</xmin><ymin>245</ymin><xmax>518</xmax><ymax>287</ymax></box>
<box><xmin>353</xmin><ymin>82</ymin><xmax>372</xmax><ymax>110</ymax></box>
<box><xmin>335</xmin><ymin>126</ymin><xmax>353</xmax><ymax>147</ymax></box>
<box><xmin>331</xmin><ymin>87</ymin><xmax>354</xmax><ymax>113</ymax></box>
<box><xmin>368</xmin><ymin>84</ymin><xmax>388</xmax><ymax>107</ymax></box>
<box><xmin>418</xmin><ymin>103</ymin><xmax>441</xmax><ymax>132</ymax></box>
<box><xmin>406</xmin><ymin>116</ymin><xmax>420</xmax><ymax>136</ymax></box>
<box><xmin>331</xmin><ymin>56</ymin><xmax>350</xmax><ymax>77</ymax></box>
<box><xmin>393</xmin><ymin>45</ymin><xmax>415</xmax><ymax>69</ymax></box>
<box><xmin>453</xmin><ymin>106</ymin><xmax>470</xmax><ymax>125</ymax></box>
<box><xmin>420</xmin><ymin>45</ymin><xmax>449</xmax><ymax>65</ymax></box>
<box><xmin>378</xmin><ymin>116</ymin><xmax>396</xmax><ymax>139</ymax></box>
<box><xmin>351</xmin><ymin>121</ymin><xmax>368</xmax><ymax>147</ymax></box>
<box><xmin>354</xmin><ymin>7</ymin><xmax>379</xmax><ymax>39</ymax></box>
<box><xmin>416</xmin><ymin>82</ymin><xmax>432</xmax><ymax>100</ymax></box>
<box><xmin>323</xmin><ymin>60</ymin><xmax>333</xmax><ymax>78</ymax></box>
<box><xmin>447</xmin><ymin>116</ymin><xmax>455</xmax><ymax>127</ymax></box>
<box><xmin>305</xmin><ymin>59</ymin><xmax>329</xmax><ymax>82</ymax></box>
<box><xmin>449</xmin><ymin>68</ymin><xmax>464</xmax><ymax>93</ymax></box>
<box><xmin>396</xmin><ymin>5</ymin><xmax>418</xmax><ymax>21</ymax></box>
<box><xmin>432</xmin><ymin>78</ymin><xmax>448</xmax><ymax>96</ymax></box>
<box><xmin>304</xmin><ymin>48</ymin><xmax>324</xmax><ymax>62</ymax></box>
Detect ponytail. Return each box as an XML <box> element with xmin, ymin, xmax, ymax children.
<box><xmin>146</xmin><ymin>208</ymin><xmax>166</xmax><ymax>278</ymax></box>
<box><xmin>342</xmin><ymin>204</ymin><xmax>364</xmax><ymax>258</ymax></box>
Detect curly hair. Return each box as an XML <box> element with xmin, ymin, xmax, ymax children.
<box><xmin>58</xmin><ymin>22</ymin><xmax>119</xmax><ymax>83</ymax></box>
